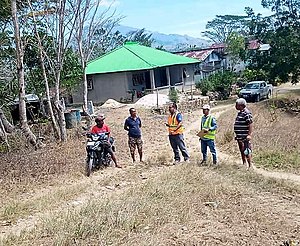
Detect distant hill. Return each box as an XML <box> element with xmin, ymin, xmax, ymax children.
<box><xmin>114</xmin><ymin>25</ymin><xmax>210</xmax><ymax>52</ymax></box>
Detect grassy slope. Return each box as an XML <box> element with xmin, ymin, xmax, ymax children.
<box><xmin>217</xmin><ymin>95</ymin><xmax>300</xmax><ymax>174</ymax></box>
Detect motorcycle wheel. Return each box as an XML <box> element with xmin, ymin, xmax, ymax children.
<box><xmin>86</xmin><ymin>157</ymin><xmax>94</xmax><ymax>177</ymax></box>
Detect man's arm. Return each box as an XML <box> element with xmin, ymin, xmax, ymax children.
<box><xmin>124</xmin><ymin>119</ymin><xmax>129</xmax><ymax>131</ymax></box>
<box><xmin>209</xmin><ymin>117</ymin><xmax>218</xmax><ymax>131</ymax></box>
<box><xmin>106</xmin><ymin>125</ymin><xmax>111</xmax><ymax>138</ymax></box>
<box><xmin>247</xmin><ymin>123</ymin><xmax>253</xmax><ymax>140</ymax></box>
<box><xmin>246</xmin><ymin>112</ymin><xmax>253</xmax><ymax>140</ymax></box>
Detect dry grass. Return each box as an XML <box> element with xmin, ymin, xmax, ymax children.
<box><xmin>2</xmin><ymin>164</ymin><xmax>300</xmax><ymax>246</ymax></box>
<box><xmin>0</xmin><ymin>182</ymin><xmax>89</xmax><ymax>223</ymax></box>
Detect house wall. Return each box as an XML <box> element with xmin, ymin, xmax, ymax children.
<box><xmin>169</xmin><ymin>65</ymin><xmax>194</xmax><ymax>86</ymax></box>
<box><xmin>72</xmin><ymin>72</ymin><xmax>130</xmax><ymax>104</ymax></box>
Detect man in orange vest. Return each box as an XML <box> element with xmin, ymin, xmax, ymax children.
<box><xmin>166</xmin><ymin>103</ymin><xmax>190</xmax><ymax>164</ymax></box>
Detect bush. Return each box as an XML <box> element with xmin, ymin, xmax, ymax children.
<box><xmin>197</xmin><ymin>71</ymin><xmax>236</xmax><ymax>99</ymax></box>
<box><xmin>240</xmin><ymin>68</ymin><xmax>268</xmax><ymax>83</ymax></box>
<box><xmin>196</xmin><ymin>80</ymin><xmax>212</xmax><ymax>96</ymax></box>
<box><xmin>168</xmin><ymin>87</ymin><xmax>179</xmax><ymax>103</ymax></box>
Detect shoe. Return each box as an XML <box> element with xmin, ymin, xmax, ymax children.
<box><xmin>200</xmin><ymin>160</ymin><xmax>207</xmax><ymax>166</ymax></box>
<box><xmin>184</xmin><ymin>159</ymin><xmax>190</xmax><ymax>163</ymax></box>
<box><xmin>173</xmin><ymin>160</ymin><xmax>180</xmax><ymax>165</ymax></box>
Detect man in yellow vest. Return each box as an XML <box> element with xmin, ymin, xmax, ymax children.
<box><xmin>166</xmin><ymin>102</ymin><xmax>190</xmax><ymax>164</ymax></box>
<box><xmin>200</xmin><ymin>104</ymin><xmax>217</xmax><ymax>165</ymax></box>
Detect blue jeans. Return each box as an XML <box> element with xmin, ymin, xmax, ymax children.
<box><xmin>200</xmin><ymin>139</ymin><xmax>217</xmax><ymax>163</ymax></box>
<box><xmin>169</xmin><ymin>134</ymin><xmax>189</xmax><ymax>161</ymax></box>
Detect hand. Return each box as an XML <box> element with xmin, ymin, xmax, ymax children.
<box><xmin>246</xmin><ymin>135</ymin><xmax>252</xmax><ymax>140</ymax></box>
<box><xmin>203</xmin><ymin>128</ymin><xmax>209</xmax><ymax>133</ymax></box>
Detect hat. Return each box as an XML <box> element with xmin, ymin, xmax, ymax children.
<box><xmin>202</xmin><ymin>104</ymin><xmax>210</xmax><ymax>110</ymax></box>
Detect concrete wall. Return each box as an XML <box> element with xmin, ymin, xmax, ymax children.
<box><xmin>72</xmin><ymin>72</ymin><xmax>130</xmax><ymax>104</ymax></box>
<box><xmin>169</xmin><ymin>64</ymin><xmax>195</xmax><ymax>86</ymax></box>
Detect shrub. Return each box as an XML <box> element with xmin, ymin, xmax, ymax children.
<box><xmin>197</xmin><ymin>71</ymin><xmax>236</xmax><ymax>99</ymax></box>
<box><xmin>168</xmin><ymin>87</ymin><xmax>179</xmax><ymax>103</ymax></box>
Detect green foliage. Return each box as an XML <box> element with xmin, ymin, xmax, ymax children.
<box><xmin>197</xmin><ymin>71</ymin><xmax>237</xmax><ymax>99</ymax></box>
<box><xmin>61</xmin><ymin>49</ymin><xmax>82</xmax><ymax>93</ymax></box>
<box><xmin>195</xmin><ymin>80</ymin><xmax>212</xmax><ymax>96</ymax></box>
<box><xmin>202</xmin><ymin>15</ymin><xmax>249</xmax><ymax>43</ymax></box>
<box><xmin>240</xmin><ymin>68</ymin><xmax>268</xmax><ymax>82</ymax></box>
<box><xmin>245</xmin><ymin>0</ymin><xmax>300</xmax><ymax>84</ymax></box>
<box><xmin>168</xmin><ymin>87</ymin><xmax>179</xmax><ymax>103</ymax></box>
<box><xmin>225</xmin><ymin>32</ymin><xmax>246</xmax><ymax>70</ymax></box>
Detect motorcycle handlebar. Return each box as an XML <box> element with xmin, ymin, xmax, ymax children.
<box><xmin>86</xmin><ymin>132</ymin><xmax>110</xmax><ymax>137</ymax></box>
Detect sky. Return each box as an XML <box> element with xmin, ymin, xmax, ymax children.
<box><xmin>102</xmin><ymin>0</ymin><xmax>273</xmax><ymax>38</ymax></box>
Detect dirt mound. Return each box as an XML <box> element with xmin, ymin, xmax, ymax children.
<box><xmin>100</xmin><ymin>99</ymin><xmax>124</xmax><ymax>109</ymax></box>
<box><xmin>135</xmin><ymin>93</ymin><xmax>170</xmax><ymax>108</ymax></box>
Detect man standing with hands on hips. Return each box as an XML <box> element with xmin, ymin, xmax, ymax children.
<box><xmin>199</xmin><ymin>104</ymin><xmax>218</xmax><ymax>166</ymax></box>
<box><xmin>166</xmin><ymin>102</ymin><xmax>190</xmax><ymax>164</ymax></box>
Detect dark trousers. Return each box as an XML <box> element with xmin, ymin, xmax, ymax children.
<box><xmin>169</xmin><ymin>134</ymin><xmax>189</xmax><ymax>161</ymax></box>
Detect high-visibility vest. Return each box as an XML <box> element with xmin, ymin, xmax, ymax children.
<box><xmin>168</xmin><ymin>112</ymin><xmax>184</xmax><ymax>135</ymax></box>
<box><xmin>201</xmin><ymin>115</ymin><xmax>216</xmax><ymax>140</ymax></box>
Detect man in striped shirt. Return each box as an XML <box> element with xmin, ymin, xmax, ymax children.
<box><xmin>234</xmin><ymin>98</ymin><xmax>253</xmax><ymax>170</ymax></box>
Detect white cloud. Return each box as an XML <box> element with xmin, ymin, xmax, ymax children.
<box><xmin>99</xmin><ymin>0</ymin><xmax>120</xmax><ymax>7</ymax></box>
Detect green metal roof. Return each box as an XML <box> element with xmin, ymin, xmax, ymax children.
<box><xmin>86</xmin><ymin>42</ymin><xmax>199</xmax><ymax>75</ymax></box>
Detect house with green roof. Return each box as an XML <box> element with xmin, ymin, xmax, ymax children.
<box><xmin>72</xmin><ymin>42</ymin><xmax>200</xmax><ymax>103</ymax></box>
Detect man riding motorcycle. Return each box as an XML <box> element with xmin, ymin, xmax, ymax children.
<box><xmin>90</xmin><ymin>114</ymin><xmax>122</xmax><ymax>168</ymax></box>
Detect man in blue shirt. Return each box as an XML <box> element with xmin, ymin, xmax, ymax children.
<box><xmin>199</xmin><ymin>104</ymin><xmax>218</xmax><ymax>165</ymax></box>
<box><xmin>124</xmin><ymin>108</ymin><xmax>143</xmax><ymax>163</ymax></box>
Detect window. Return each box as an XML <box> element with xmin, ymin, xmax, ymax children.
<box><xmin>87</xmin><ymin>77</ymin><xmax>94</xmax><ymax>90</ymax></box>
<box><xmin>132</xmin><ymin>73</ymin><xmax>145</xmax><ymax>86</ymax></box>
<box><xmin>260</xmin><ymin>82</ymin><xmax>266</xmax><ymax>88</ymax></box>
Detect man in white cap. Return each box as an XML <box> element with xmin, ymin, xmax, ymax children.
<box><xmin>234</xmin><ymin>98</ymin><xmax>253</xmax><ymax>170</ymax></box>
<box><xmin>199</xmin><ymin>104</ymin><xmax>218</xmax><ymax>165</ymax></box>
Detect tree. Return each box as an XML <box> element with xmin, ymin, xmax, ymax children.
<box><xmin>10</xmin><ymin>0</ymin><xmax>37</xmax><ymax>146</ymax></box>
<box><xmin>26</xmin><ymin>0</ymin><xmax>61</xmax><ymax>139</ymax></box>
<box><xmin>71</xmin><ymin>0</ymin><xmax>122</xmax><ymax>113</ymax></box>
<box><xmin>202</xmin><ymin>15</ymin><xmax>249</xmax><ymax>43</ymax></box>
<box><xmin>225</xmin><ymin>32</ymin><xmax>245</xmax><ymax>71</ymax></box>
<box><xmin>244</xmin><ymin>0</ymin><xmax>300</xmax><ymax>84</ymax></box>
<box><xmin>126</xmin><ymin>28</ymin><xmax>153</xmax><ymax>47</ymax></box>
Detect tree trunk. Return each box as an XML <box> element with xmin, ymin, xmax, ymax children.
<box><xmin>0</xmin><ymin>109</ymin><xmax>14</xmax><ymax>133</ymax></box>
<box><xmin>54</xmin><ymin>77</ymin><xmax>67</xmax><ymax>142</ymax></box>
<box><xmin>11</xmin><ymin>0</ymin><xmax>37</xmax><ymax>147</ymax></box>
<box><xmin>27</xmin><ymin>0</ymin><xmax>61</xmax><ymax>140</ymax></box>
<box><xmin>54</xmin><ymin>0</ymin><xmax>67</xmax><ymax>142</ymax></box>
<box><xmin>42</xmin><ymin>60</ymin><xmax>61</xmax><ymax>140</ymax></box>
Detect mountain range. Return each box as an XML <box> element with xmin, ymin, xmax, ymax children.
<box><xmin>115</xmin><ymin>25</ymin><xmax>211</xmax><ymax>51</ymax></box>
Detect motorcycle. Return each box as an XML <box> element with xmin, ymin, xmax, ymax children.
<box><xmin>85</xmin><ymin>132</ymin><xmax>115</xmax><ymax>177</ymax></box>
